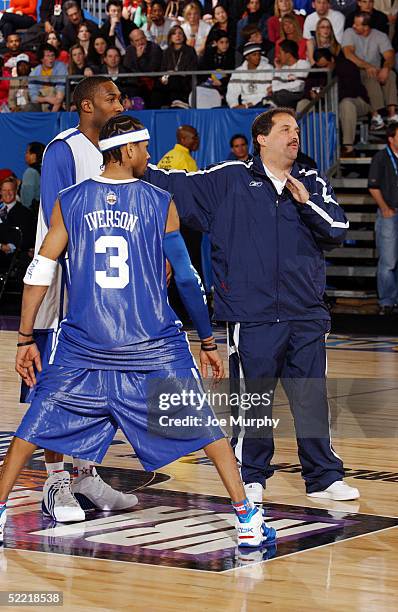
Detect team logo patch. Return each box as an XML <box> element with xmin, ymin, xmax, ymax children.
<box><xmin>106</xmin><ymin>191</ymin><xmax>117</xmax><ymax>206</ymax></box>
<box><xmin>3</xmin><ymin>461</ymin><xmax>398</xmax><ymax>572</ymax></box>
<box><xmin>249</xmin><ymin>181</ymin><xmax>263</xmax><ymax>187</ymax></box>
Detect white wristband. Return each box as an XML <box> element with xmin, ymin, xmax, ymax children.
<box><xmin>23</xmin><ymin>254</ymin><xmax>58</xmax><ymax>286</ymax></box>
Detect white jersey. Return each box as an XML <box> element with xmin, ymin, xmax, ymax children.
<box><xmin>34</xmin><ymin>127</ymin><xmax>103</xmax><ymax>330</ymax></box>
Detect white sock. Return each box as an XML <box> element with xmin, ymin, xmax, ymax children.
<box><xmin>45</xmin><ymin>462</ymin><xmax>64</xmax><ymax>476</ymax></box>
<box><xmin>72</xmin><ymin>459</ymin><xmax>94</xmax><ymax>483</ymax></box>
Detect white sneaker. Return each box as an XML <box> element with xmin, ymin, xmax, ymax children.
<box><xmin>307</xmin><ymin>480</ymin><xmax>360</xmax><ymax>501</ymax></box>
<box><xmin>236</xmin><ymin>506</ymin><xmax>277</xmax><ymax>548</ymax></box>
<box><xmin>370</xmin><ymin>114</ymin><xmax>384</xmax><ymax>130</ymax></box>
<box><xmin>42</xmin><ymin>471</ymin><xmax>85</xmax><ymax>523</ymax></box>
<box><xmin>71</xmin><ymin>468</ymin><xmax>138</xmax><ymax>511</ymax></box>
<box><xmin>0</xmin><ymin>506</ymin><xmax>6</xmax><ymax>546</ymax></box>
<box><xmin>244</xmin><ymin>482</ymin><xmax>263</xmax><ymax>506</ymax></box>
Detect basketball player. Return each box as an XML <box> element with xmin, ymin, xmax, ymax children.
<box><xmin>25</xmin><ymin>76</ymin><xmax>138</xmax><ymax>523</ymax></box>
<box><xmin>0</xmin><ymin>116</ymin><xmax>276</xmax><ymax>550</ymax></box>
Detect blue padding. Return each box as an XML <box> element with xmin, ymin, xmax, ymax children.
<box><xmin>163</xmin><ymin>231</ymin><xmax>212</xmax><ymax>340</ymax></box>
<box><xmin>0</xmin><ymin>109</ymin><xmax>336</xmax><ymax>178</ymax></box>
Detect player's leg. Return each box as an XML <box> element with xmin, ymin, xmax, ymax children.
<box><xmin>0</xmin><ymin>437</ymin><xmax>38</xmax><ymax>544</ymax></box>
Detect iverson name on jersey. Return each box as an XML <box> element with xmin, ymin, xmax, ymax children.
<box><xmin>84</xmin><ymin>210</ymin><xmax>139</xmax><ymax>232</ymax></box>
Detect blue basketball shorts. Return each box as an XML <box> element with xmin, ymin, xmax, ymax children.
<box><xmin>16</xmin><ymin>363</ymin><xmax>224</xmax><ymax>471</ymax></box>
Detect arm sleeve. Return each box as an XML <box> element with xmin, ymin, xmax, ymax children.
<box><xmin>368</xmin><ymin>153</ymin><xmax>384</xmax><ymax>189</ymax></box>
<box><xmin>40</xmin><ymin>141</ymin><xmax>76</xmax><ymax>226</ymax></box>
<box><xmin>163</xmin><ymin>230</ymin><xmax>212</xmax><ymax>340</ymax></box>
<box><xmin>226</xmin><ymin>75</ymin><xmax>241</xmax><ymax>107</ymax></box>
<box><xmin>144</xmin><ymin>163</ymin><xmax>227</xmax><ymax>233</ymax></box>
<box><xmin>298</xmin><ymin>172</ymin><xmax>349</xmax><ymax>247</ymax></box>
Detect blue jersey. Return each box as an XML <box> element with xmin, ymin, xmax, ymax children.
<box><xmin>52</xmin><ymin>176</ymin><xmax>188</xmax><ymax>370</ymax></box>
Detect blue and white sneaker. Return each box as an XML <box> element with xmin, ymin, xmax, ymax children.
<box><xmin>42</xmin><ymin>471</ymin><xmax>85</xmax><ymax>523</ymax></box>
<box><xmin>0</xmin><ymin>506</ymin><xmax>6</xmax><ymax>546</ymax></box>
<box><xmin>236</xmin><ymin>506</ymin><xmax>276</xmax><ymax>548</ymax></box>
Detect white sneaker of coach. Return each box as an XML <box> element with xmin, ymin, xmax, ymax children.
<box><xmin>244</xmin><ymin>482</ymin><xmax>263</xmax><ymax>506</ymax></box>
<box><xmin>71</xmin><ymin>467</ymin><xmax>138</xmax><ymax>511</ymax></box>
<box><xmin>307</xmin><ymin>480</ymin><xmax>360</xmax><ymax>501</ymax></box>
<box><xmin>42</xmin><ymin>471</ymin><xmax>85</xmax><ymax>523</ymax></box>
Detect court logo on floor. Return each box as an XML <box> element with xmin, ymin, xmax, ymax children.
<box><xmin>4</xmin><ymin>462</ymin><xmax>398</xmax><ymax>572</ymax></box>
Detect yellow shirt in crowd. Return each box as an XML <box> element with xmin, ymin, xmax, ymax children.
<box><xmin>157</xmin><ymin>143</ymin><xmax>198</xmax><ymax>172</ymax></box>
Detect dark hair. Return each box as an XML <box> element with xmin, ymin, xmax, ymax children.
<box><xmin>151</xmin><ymin>0</ymin><xmax>166</xmax><ymax>9</ymax></box>
<box><xmin>106</xmin><ymin>0</ymin><xmax>122</xmax><ymax>10</ymax></box>
<box><xmin>64</xmin><ymin>0</ymin><xmax>80</xmax><ymax>12</ymax></box>
<box><xmin>87</xmin><ymin>36</ymin><xmax>108</xmax><ymax>66</ymax></box>
<box><xmin>313</xmin><ymin>48</ymin><xmax>334</xmax><ymax>63</ymax></box>
<box><xmin>252</xmin><ymin>108</ymin><xmax>296</xmax><ymax>154</ymax></box>
<box><xmin>6</xmin><ymin>32</ymin><xmax>20</xmax><ymax>40</ymax></box>
<box><xmin>386</xmin><ymin>122</ymin><xmax>398</xmax><ymax>141</ymax></box>
<box><xmin>104</xmin><ymin>45</ymin><xmax>121</xmax><ymax>57</ymax></box>
<box><xmin>28</xmin><ymin>141</ymin><xmax>45</xmax><ymax>163</ymax></box>
<box><xmin>241</xmin><ymin>24</ymin><xmax>262</xmax><ymax>42</ymax></box>
<box><xmin>100</xmin><ymin>115</ymin><xmax>146</xmax><ymax>165</ymax></box>
<box><xmin>230</xmin><ymin>133</ymin><xmax>248</xmax><ymax>147</ymax></box>
<box><xmin>69</xmin><ymin>44</ymin><xmax>87</xmax><ymax>74</ymax></box>
<box><xmin>72</xmin><ymin>75</ymin><xmax>113</xmax><ymax>115</ymax></box>
<box><xmin>167</xmin><ymin>24</ymin><xmax>187</xmax><ymax>46</ymax></box>
<box><xmin>355</xmin><ymin>11</ymin><xmax>371</xmax><ymax>27</ymax></box>
<box><xmin>37</xmin><ymin>43</ymin><xmax>58</xmax><ymax>61</ymax></box>
<box><xmin>279</xmin><ymin>39</ymin><xmax>299</xmax><ymax>59</ymax></box>
<box><xmin>214</xmin><ymin>30</ymin><xmax>230</xmax><ymax>42</ymax></box>
<box><xmin>212</xmin><ymin>2</ymin><xmax>228</xmax><ymax>17</ymax></box>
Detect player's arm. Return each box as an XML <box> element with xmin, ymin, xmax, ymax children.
<box><xmin>16</xmin><ymin>201</ymin><xmax>68</xmax><ymax>386</ymax></box>
<box><xmin>163</xmin><ymin>201</ymin><xmax>224</xmax><ymax>380</ymax></box>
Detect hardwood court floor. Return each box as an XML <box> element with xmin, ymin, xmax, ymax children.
<box><xmin>0</xmin><ymin>327</ymin><xmax>397</xmax><ymax>611</ymax></box>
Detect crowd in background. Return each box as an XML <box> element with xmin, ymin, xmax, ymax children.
<box><xmin>0</xmin><ymin>0</ymin><xmax>397</xmax><ymax>116</ymax></box>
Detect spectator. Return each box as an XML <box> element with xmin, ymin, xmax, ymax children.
<box><xmin>275</xmin><ymin>14</ymin><xmax>308</xmax><ymax>61</ymax></box>
<box><xmin>342</xmin><ymin>13</ymin><xmax>398</xmax><ymax>129</ymax></box>
<box><xmin>0</xmin><ymin>176</ymin><xmax>35</xmax><ymax>268</ymax></box>
<box><xmin>206</xmin><ymin>4</ymin><xmax>237</xmax><ymax>51</ymax></box>
<box><xmin>141</xmin><ymin>0</ymin><xmax>174</xmax><ymax>49</ymax></box>
<box><xmin>199</xmin><ymin>31</ymin><xmax>235</xmax><ymax>101</ymax></box>
<box><xmin>7</xmin><ymin>54</ymin><xmax>40</xmax><ymax>111</ymax></box>
<box><xmin>181</xmin><ymin>2</ymin><xmax>211</xmax><ymax>57</ymax></box>
<box><xmin>0</xmin><ymin>58</ymin><xmax>11</xmax><ymax>112</ymax></box>
<box><xmin>303</xmin><ymin>0</ymin><xmax>345</xmax><ymax>44</ymax></box>
<box><xmin>368</xmin><ymin>122</ymin><xmax>398</xmax><ymax>314</ymax></box>
<box><xmin>0</xmin><ymin>0</ymin><xmax>36</xmax><ymax>39</ymax></box>
<box><xmin>240</xmin><ymin>23</ymin><xmax>273</xmax><ymax>57</ymax></box>
<box><xmin>228</xmin><ymin>133</ymin><xmax>252</xmax><ymax>160</ymax></box>
<box><xmin>68</xmin><ymin>44</ymin><xmax>94</xmax><ymax>75</ymax></box>
<box><xmin>61</xmin><ymin>1</ymin><xmax>99</xmax><ymax>51</ymax></box>
<box><xmin>100</xmin><ymin>0</ymin><xmax>137</xmax><ymax>54</ymax></box>
<box><xmin>157</xmin><ymin>24</ymin><xmax>198</xmax><ymax>106</ymax></box>
<box><xmin>45</xmin><ymin>31</ymin><xmax>69</xmax><ymax>64</ymax></box>
<box><xmin>158</xmin><ymin>125</ymin><xmax>200</xmax><ymax>170</ymax></box>
<box><xmin>123</xmin><ymin>26</ymin><xmax>162</xmax><ymax>71</ymax></box>
<box><xmin>226</xmin><ymin>42</ymin><xmax>273</xmax><ymax>108</ymax></box>
<box><xmin>375</xmin><ymin>0</ymin><xmax>398</xmax><ymax>35</ymax></box>
<box><xmin>76</xmin><ymin>23</ymin><xmax>92</xmax><ymax>56</ymax></box>
<box><xmin>28</xmin><ymin>43</ymin><xmax>68</xmax><ymax>111</ymax></box>
<box><xmin>268</xmin><ymin>0</ymin><xmax>305</xmax><ymax>44</ymax></box>
<box><xmin>39</xmin><ymin>0</ymin><xmax>82</xmax><ymax>34</ymax></box>
<box><xmin>1</xmin><ymin>33</ymin><xmax>37</xmax><ymax>67</ymax></box>
<box><xmin>87</xmin><ymin>36</ymin><xmax>108</xmax><ymax>70</ymax></box>
<box><xmin>345</xmin><ymin>0</ymin><xmax>389</xmax><ymax>34</ymax></box>
<box><xmin>100</xmin><ymin>45</ymin><xmax>125</xmax><ymax>79</ymax></box>
<box><xmin>236</xmin><ymin>0</ymin><xmax>269</xmax><ymax>48</ymax></box>
<box><xmin>306</xmin><ymin>17</ymin><xmax>340</xmax><ymax>64</ymax></box>
<box><xmin>20</xmin><ymin>142</ymin><xmax>44</xmax><ymax>211</ymax></box>
<box><xmin>270</xmin><ymin>39</ymin><xmax>310</xmax><ymax>107</ymax></box>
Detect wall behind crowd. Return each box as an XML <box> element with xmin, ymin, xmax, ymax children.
<box><xmin>0</xmin><ymin>108</ymin><xmax>265</xmax><ymax>176</ymax></box>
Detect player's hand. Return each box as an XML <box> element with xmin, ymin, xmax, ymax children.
<box><xmin>285</xmin><ymin>173</ymin><xmax>310</xmax><ymax>204</ymax></box>
<box><xmin>200</xmin><ymin>349</ymin><xmax>224</xmax><ymax>381</ymax></box>
<box><xmin>15</xmin><ymin>343</ymin><xmax>42</xmax><ymax>387</ymax></box>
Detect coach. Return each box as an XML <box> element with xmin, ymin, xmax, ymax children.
<box><xmin>145</xmin><ymin>107</ymin><xmax>359</xmax><ymax>502</ymax></box>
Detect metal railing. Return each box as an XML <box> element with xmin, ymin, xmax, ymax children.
<box><xmin>0</xmin><ymin>68</ymin><xmax>338</xmax><ymax>172</ymax></box>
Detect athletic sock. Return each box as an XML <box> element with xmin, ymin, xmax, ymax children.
<box><xmin>232</xmin><ymin>498</ymin><xmax>255</xmax><ymax>522</ymax></box>
<box><xmin>45</xmin><ymin>462</ymin><xmax>64</xmax><ymax>476</ymax></box>
<box><xmin>72</xmin><ymin>459</ymin><xmax>94</xmax><ymax>483</ymax></box>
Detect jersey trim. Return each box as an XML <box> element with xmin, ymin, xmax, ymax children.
<box><xmin>92</xmin><ymin>176</ymin><xmax>139</xmax><ymax>184</ymax></box>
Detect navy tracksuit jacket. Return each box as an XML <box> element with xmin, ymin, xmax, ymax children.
<box><xmin>145</xmin><ymin>156</ymin><xmax>349</xmax><ymax>492</ymax></box>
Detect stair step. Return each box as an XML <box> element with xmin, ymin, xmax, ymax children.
<box><xmin>327</xmin><ymin>248</ymin><xmax>377</xmax><ymax>258</ymax></box>
<box><xmin>355</xmin><ymin>143</ymin><xmax>384</xmax><ymax>151</ymax></box>
<box><xmin>346</xmin><ymin>212</ymin><xmax>376</xmax><ymax>222</ymax></box>
<box><xmin>340</xmin><ymin>157</ymin><xmax>372</xmax><ymax>164</ymax></box>
<box><xmin>346</xmin><ymin>230</ymin><xmax>374</xmax><ymax>239</ymax></box>
<box><xmin>337</xmin><ymin>194</ymin><xmax>373</xmax><ymax>205</ymax></box>
<box><xmin>326</xmin><ymin>289</ymin><xmax>377</xmax><ymax>297</ymax></box>
<box><xmin>326</xmin><ymin>266</ymin><xmax>377</xmax><ymax>277</ymax></box>
<box><xmin>331</xmin><ymin>178</ymin><xmax>368</xmax><ymax>188</ymax></box>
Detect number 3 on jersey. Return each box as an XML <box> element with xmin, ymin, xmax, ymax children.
<box><xmin>95</xmin><ymin>235</ymin><xmax>129</xmax><ymax>289</ymax></box>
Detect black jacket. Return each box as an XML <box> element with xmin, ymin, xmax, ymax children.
<box><xmin>99</xmin><ymin>17</ymin><xmax>136</xmax><ymax>49</ymax></box>
<box><xmin>123</xmin><ymin>41</ymin><xmax>162</xmax><ymax>72</ymax></box>
<box><xmin>0</xmin><ymin>202</ymin><xmax>35</xmax><ymax>251</ymax></box>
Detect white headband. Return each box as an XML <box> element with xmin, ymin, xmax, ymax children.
<box><xmin>99</xmin><ymin>128</ymin><xmax>150</xmax><ymax>152</ymax></box>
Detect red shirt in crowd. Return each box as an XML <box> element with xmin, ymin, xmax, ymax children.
<box><xmin>8</xmin><ymin>0</ymin><xmax>37</xmax><ymax>21</ymax></box>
